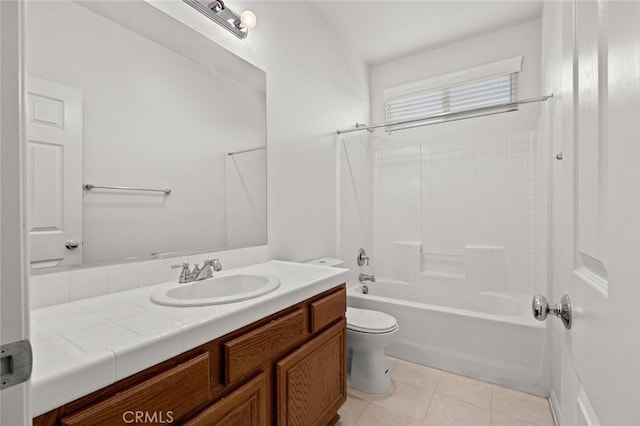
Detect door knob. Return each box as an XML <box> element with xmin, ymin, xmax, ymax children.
<box><xmin>532</xmin><ymin>294</ymin><xmax>572</xmax><ymax>329</ymax></box>
<box><xmin>65</xmin><ymin>240</ymin><xmax>80</xmax><ymax>250</ymax></box>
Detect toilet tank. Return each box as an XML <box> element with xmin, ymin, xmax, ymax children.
<box><xmin>304</xmin><ymin>257</ymin><xmax>344</xmax><ymax>267</ymax></box>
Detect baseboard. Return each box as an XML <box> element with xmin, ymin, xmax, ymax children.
<box><xmin>549</xmin><ymin>389</ymin><xmax>561</xmax><ymax>426</ymax></box>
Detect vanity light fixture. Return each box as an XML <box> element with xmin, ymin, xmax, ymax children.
<box><xmin>184</xmin><ymin>0</ymin><xmax>256</xmax><ymax>39</ymax></box>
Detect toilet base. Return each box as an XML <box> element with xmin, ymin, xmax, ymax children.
<box><xmin>348</xmin><ymin>347</ymin><xmax>392</xmax><ymax>395</ymax></box>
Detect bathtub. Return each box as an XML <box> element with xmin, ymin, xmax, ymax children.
<box><xmin>347</xmin><ymin>278</ymin><xmax>549</xmax><ymax>396</ymax></box>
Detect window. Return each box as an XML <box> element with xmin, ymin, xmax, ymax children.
<box><xmin>384</xmin><ymin>56</ymin><xmax>522</xmax><ymax>130</ymax></box>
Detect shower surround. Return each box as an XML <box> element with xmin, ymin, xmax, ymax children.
<box><xmin>338</xmin><ymin>125</ymin><xmax>552</xmax><ymax>394</ymax></box>
<box><xmin>335</xmin><ymin>17</ymin><xmax>551</xmax><ymax>395</ymax></box>
<box><xmin>372</xmin><ymin>129</ymin><xmax>549</xmax><ymax>297</ymax></box>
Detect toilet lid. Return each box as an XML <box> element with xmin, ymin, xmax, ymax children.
<box><xmin>346</xmin><ymin>307</ymin><xmax>398</xmax><ymax>334</ymax></box>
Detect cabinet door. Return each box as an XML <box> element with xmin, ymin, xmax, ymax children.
<box><xmin>277</xmin><ymin>320</ymin><xmax>346</xmax><ymax>426</ymax></box>
<box><xmin>184</xmin><ymin>371</ymin><xmax>269</xmax><ymax>426</ymax></box>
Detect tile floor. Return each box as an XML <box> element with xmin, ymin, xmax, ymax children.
<box><xmin>338</xmin><ymin>356</ymin><xmax>555</xmax><ymax>426</ymax></box>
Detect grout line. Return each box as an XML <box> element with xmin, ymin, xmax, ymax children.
<box><xmin>489</xmin><ymin>385</ymin><xmax>494</xmax><ymax>425</ymax></box>
<box><xmin>421</xmin><ymin>387</ymin><xmax>436</xmax><ymax>423</ymax></box>
<box><xmin>351</xmin><ymin>401</ymin><xmax>369</xmax><ymax>426</ymax></box>
<box><xmin>370</xmin><ymin>359</ymin><xmax>552</xmax><ymax>426</ymax></box>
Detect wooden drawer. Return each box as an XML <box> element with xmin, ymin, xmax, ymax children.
<box><xmin>224</xmin><ymin>308</ymin><xmax>305</xmax><ymax>384</ymax></box>
<box><xmin>62</xmin><ymin>353</ymin><xmax>211</xmax><ymax>426</ymax></box>
<box><xmin>309</xmin><ymin>287</ymin><xmax>346</xmax><ymax>333</ymax></box>
<box><xmin>184</xmin><ymin>371</ymin><xmax>268</xmax><ymax>426</ymax></box>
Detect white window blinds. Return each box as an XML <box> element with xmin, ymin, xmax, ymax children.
<box><xmin>386</xmin><ymin>73</ymin><xmax>518</xmax><ymax>127</ymax></box>
<box><xmin>383</xmin><ymin>56</ymin><xmax>523</xmax><ymax>131</ymax></box>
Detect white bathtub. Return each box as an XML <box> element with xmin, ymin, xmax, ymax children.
<box><xmin>347</xmin><ymin>278</ymin><xmax>549</xmax><ymax>396</ymax></box>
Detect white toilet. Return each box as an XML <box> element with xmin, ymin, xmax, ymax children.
<box><xmin>346</xmin><ymin>307</ymin><xmax>399</xmax><ymax>395</ymax></box>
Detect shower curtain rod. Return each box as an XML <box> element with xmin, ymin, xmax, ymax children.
<box><xmin>336</xmin><ymin>94</ymin><xmax>553</xmax><ymax>135</ymax></box>
<box><xmin>228</xmin><ymin>146</ymin><xmax>266</xmax><ymax>156</ymax></box>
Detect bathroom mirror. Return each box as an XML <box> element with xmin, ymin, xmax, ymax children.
<box><xmin>25</xmin><ymin>0</ymin><xmax>266</xmax><ymax>270</ymax></box>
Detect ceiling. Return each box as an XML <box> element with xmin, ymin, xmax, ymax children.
<box><xmin>307</xmin><ymin>1</ymin><xmax>542</xmax><ymax>65</ymax></box>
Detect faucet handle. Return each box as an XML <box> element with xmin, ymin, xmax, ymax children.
<box><xmin>357</xmin><ymin>248</ymin><xmax>370</xmax><ymax>266</ymax></box>
<box><xmin>204</xmin><ymin>258</ymin><xmax>223</xmax><ymax>272</ymax></box>
<box><xmin>191</xmin><ymin>263</ymin><xmax>202</xmax><ymax>280</ymax></box>
<box><xmin>171</xmin><ymin>263</ymin><xmax>192</xmax><ymax>283</ymax></box>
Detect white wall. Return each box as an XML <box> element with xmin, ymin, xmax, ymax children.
<box><xmin>245</xmin><ymin>2</ymin><xmax>370</xmax><ymax>262</ymax></box>
<box><xmin>149</xmin><ymin>0</ymin><xmax>370</xmax><ymax>263</ymax></box>
<box><xmin>26</xmin><ymin>0</ymin><xmax>266</xmax><ymax>263</ymax></box>
<box><xmin>371</xmin><ymin>19</ymin><xmax>542</xmax><ymax>143</ymax></box>
<box><xmin>338</xmin><ymin>132</ymin><xmax>374</xmax><ymax>285</ymax></box>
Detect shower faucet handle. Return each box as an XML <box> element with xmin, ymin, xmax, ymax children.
<box><xmin>357</xmin><ymin>248</ymin><xmax>370</xmax><ymax>266</ymax></box>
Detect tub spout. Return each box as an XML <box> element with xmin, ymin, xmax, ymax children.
<box><xmin>359</xmin><ymin>273</ymin><xmax>375</xmax><ymax>283</ymax></box>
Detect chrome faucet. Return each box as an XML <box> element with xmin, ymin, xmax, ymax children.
<box><xmin>359</xmin><ymin>273</ymin><xmax>375</xmax><ymax>295</ymax></box>
<box><xmin>359</xmin><ymin>273</ymin><xmax>375</xmax><ymax>283</ymax></box>
<box><xmin>171</xmin><ymin>259</ymin><xmax>222</xmax><ymax>283</ymax></box>
<box><xmin>195</xmin><ymin>258</ymin><xmax>223</xmax><ymax>281</ymax></box>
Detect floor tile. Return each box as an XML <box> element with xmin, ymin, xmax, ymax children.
<box><xmin>386</xmin><ymin>355</ymin><xmax>400</xmax><ymax>370</ymax></box>
<box><xmin>392</xmin><ymin>359</ymin><xmax>441</xmax><ymax>391</ymax></box>
<box><xmin>344</xmin><ymin>362</ymin><xmax>555</xmax><ymax>426</ymax></box>
<box><xmin>491</xmin><ymin>386</ymin><xmax>554</xmax><ymax>426</ymax></box>
<box><xmin>424</xmin><ymin>394</ymin><xmax>491</xmax><ymax>426</ymax></box>
<box><xmin>347</xmin><ymin>387</ymin><xmax>374</xmax><ymax>402</ymax></box>
<box><xmin>355</xmin><ymin>404</ymin><xmax>422</xmax><ymax>426</ymax></box>
<box><xmin>370</xmin><ymin>379</ymin><xmax>433</xmax><ymax>421</ymax></box>
<box><xmin>435</xmin><ymin>371</ymin><xmax>493</xmax><ymax>409</ymax></box>
<box><xmin>337</xmin><ymin>397</ymin><xmax>369</xmax><ymax>426</ymax></box>
<box><xmin>491</xmin><ymin>412</ymin><xmax>540</xmax><ymax>426</ymax></box>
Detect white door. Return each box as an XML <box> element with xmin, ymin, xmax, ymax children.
<box><xmin>26</xmin><ymin>77</ymin><xmax>83</xmax><ymax>268</ymax></box>
<box><xmin>1</xmin><ymin>1</ymin><xmax>30</xmax><ymax>424</ymax></box>
<box><xmin>556</xmin><ymin>1</ymin><xmax>640</xmax><ymax>425</ymax></box>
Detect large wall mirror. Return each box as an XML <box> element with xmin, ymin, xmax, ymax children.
<box><xmin>25</xmin><ymin>0</ymin><xmax>267</xmax><ymax>270</ymax></box>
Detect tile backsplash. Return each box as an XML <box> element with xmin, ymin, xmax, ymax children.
<box><xmin>30</xmin><ymin>245</ymin><xmax>269</xmax><ymax>309</ymax></box>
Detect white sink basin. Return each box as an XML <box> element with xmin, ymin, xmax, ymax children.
<box><xmin>150</xmin><ymin>273</ymin><xmax>280</xmax><ymax>307</ymax></box>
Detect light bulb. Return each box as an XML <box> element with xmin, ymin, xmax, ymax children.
<box><xmin>238</xmin><ymin>10</ymin><xmax>256</xmax><ymax>29</ymax></box>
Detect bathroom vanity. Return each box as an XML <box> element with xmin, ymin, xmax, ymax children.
<box><xmin>31</xmin><ymin>261</ymin><xmax>347</xmax><ymax>426</ymax></box>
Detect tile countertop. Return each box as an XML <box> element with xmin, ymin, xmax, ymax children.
<box><xmin>30</xmin><ymin>260</ymin><xmax>349</xmax><ymax>417</ymax></box>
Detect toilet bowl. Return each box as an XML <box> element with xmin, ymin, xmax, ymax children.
<box><xmin>346</xmin><ymin>307</ymin><xmax>399</xmax><ymax>395</ymax></box>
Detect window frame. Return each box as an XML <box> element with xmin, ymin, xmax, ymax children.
<box><xmin>383</xmin><ymin>56</ymin><xmax>523</xmax><ymax>130</ymax></box>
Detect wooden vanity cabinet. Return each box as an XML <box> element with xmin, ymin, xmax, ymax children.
<box><xmin>33</xmin><ymin>285</ymin><xmax>346</xmax><ymax>426</ymax></box>
<box><xmin>184</xmin><ymin>371</ymin><xmax>269</xmax><ymax>426</ymax></box>
<box><xmin>277</xmin><ymin>320</ymin><xmax>346</xmax><ymax>426</ymax></box>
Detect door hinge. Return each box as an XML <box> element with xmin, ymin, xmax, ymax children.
<box><xmin>0</xmin><ymin>340</ymin><xmax>32</xmax><ymax>390</ymax></box>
